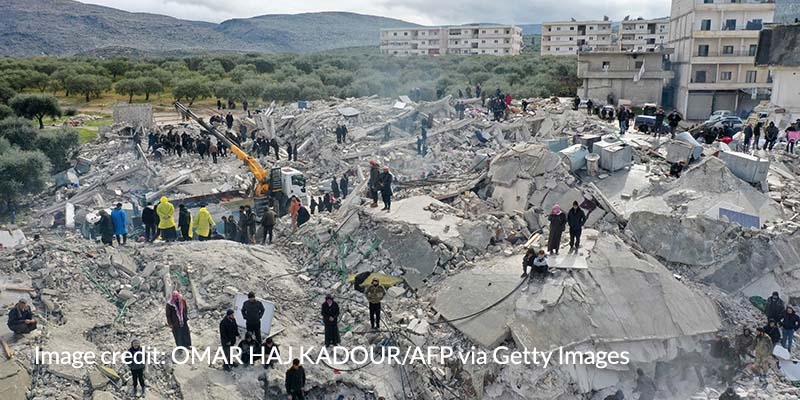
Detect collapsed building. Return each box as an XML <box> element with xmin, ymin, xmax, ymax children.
<box><xmin>1</xmin><ymin>93</ymin><xmax>800</xmax><ymax>400</ymax></box>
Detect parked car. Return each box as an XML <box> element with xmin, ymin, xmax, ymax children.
<box><xmin>641</xmin><ymin>103</ymin><xmax>658</xmax><ymax>116</ymax></box>
<box><xmin>709</xmin><ymin>110</ymin><xmax>734</xmax><ymax>120</ymax></box>
<box><xmin>705</xmin><ymin>116</ymin><xmax>744</xmax><ymax>131</ymax></box>
<box><xmin>634</xmin><ymin>115</ymin><xmax>669</xmax><ymax>134</ymax></box>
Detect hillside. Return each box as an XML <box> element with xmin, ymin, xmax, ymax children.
<box><xmin>0</xmin><ymin>0</ymin><xmax>419</xmax><ymax>56</ymax></box>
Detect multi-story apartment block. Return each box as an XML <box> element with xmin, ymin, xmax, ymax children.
<box><xmin>379</xmin><ymin>25</ymin><xmax>523</xmax><ymax>56</ymax></box>
<box><xmin>577</xmin><ymin>49</ymin><xmax>674</xmax><ymax>105</ymax></box>
<box><xmin>540</xmin><ymin>21</ymin><xmax>613</xmax><ymax>56</ymax></box>
<box><xmin>619</xmin><ymin>17</ymin><xmax>670</xmax><ymax>52</ymax></box>
<box><xmin>668</xmin><ymin>0</ymin><xmax>775</xmax><ymax>120</ymax></box>
<box><xmin>756</xmin><ymin>23</ymin><xmax>800</xmax><ymax>119</ymax></box>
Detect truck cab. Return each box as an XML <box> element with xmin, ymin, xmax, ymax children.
<box><xmin>258</xmin><ymin>167</ymin><xmax>308</xmax><ymax>216</ymax></box>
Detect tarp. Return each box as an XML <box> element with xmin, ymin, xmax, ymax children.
<box><xmin>347</xmin><ymin>273</ymin><xmax>403</xmax><ymax>288</ymax></box>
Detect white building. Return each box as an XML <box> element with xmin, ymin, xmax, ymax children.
<box><xmin>756</xmin><ymin>22</ymin><xmax>800</xmax><ymax>120</ymax></box>
<box><xmin>541</xmin><ymin>21</ymin><xmax>613</xmax><ymax>56</ymax></box>
<box><xmin>619</xmin><ymin>17</ymin><xmax>670</xmax><ymax>52</ymax></box>
<box><xmin>380</xmin><ymin>25</ymin><xmax>523</xmax><ymax>56</ymax></box>
<box><xmin>668</xmin><ymin>0</ymin><xmax>775</xmax><ymax>120</ymax></box>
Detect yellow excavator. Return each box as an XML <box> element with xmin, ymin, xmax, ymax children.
<box><xmin>173</xmin><ymin>102</ymin><xmax>308</xmax><ymax>215</ymax></box>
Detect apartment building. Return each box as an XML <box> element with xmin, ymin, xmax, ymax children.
<box><xmin>540</xmin><ymin>21</ymin><xmax>613</xmax><ymax>56</ymax></box>
<box><xmin>577</xmin><ymin>49</ymin><xmax>674</xmax><ymax>105</ymax></box>
<box><xmin>619</xmin><ymin>17</ymin><xmax>670</xmax><ymax>52</ymax></box>
<box><xmin>668</xmin><ymin>0</ymin><xmax>775</xmax><ymax>120</ymax></box>
<box><xmin>379</xmin><ymin>25</ymin><xmax>523</xmax><ymax>56</ymax></box>
<box><xmin>756</xmin><ymin>23</ymin><xmax>800</xmax><ymax>119</ymax></box>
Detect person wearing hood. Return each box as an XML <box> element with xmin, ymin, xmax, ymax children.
<box><xmin>141</xmin><ymin>202</ymin><xmax>158</xmax><ymax>242</ymax></box>
<box><xmin>7</xmin><ymin>298</ymin><xmax>36</xmax><ymax>334</ymax></box>
<box><xmin>178</xmin><ymin>204</ymin><xmax>192</xmax><ymax>241</ymax></box>
<box><xmin>567</xmin><ymin>201</ymin><xmax>586</xmax><ymax>253</ymax></box>
<box><xmin>239</xmin><ymin>332</ymin><xmax>262</xmax><ymax>366</ymax></box>
<box><xmin>219</xmin><ymin>309</ymin><xmax>239</xmax><ymax>371</ymax></box>
<box><xmin>765</xmin><ymin>291</ymin><xmax>785</xmax><ymax>322</ymax></box>
<box><xmin>379</xmin><ymin>166</ymin><xmax>394</xmax><ymax>212</ymax></box>
<box><xmin>547</xmin><ymin>205</ymin><xmax>567</xmax><ymax>255</ymax></box>
<box><xmin>719</xmin><ymin>387</ymin><xmax>741</xmax><ymax>400</ymax></box>
<box><xmin>111</xmin><ymin>203</ymin><xmax>128</xmax><ymax>245</ymax></box>
<box><xmin>331</xmin><ymin>177</ymin><xmax>340</xmax><ymax>198</ymax></box>
<box><xmin>734</xmin><ymin>326</ymin><xmax>754</xmax><ymax>364</ymax></box>
<box><xmin>368</xmin><ymin>160</ymin><xmax>380</xmax><ymax>208</ymax></box>
<box><xmin>764</xmin><ymin>320</ymin><xmax>781</xmax><ymax>344</ymax></box>
<box><xmin>96</xmin><ymin>210</ymin><xmax>115</xmax><ymax>246</ymax></box>
<box><xmin>321</xmin><ymin>294</ymin><xmax>340</xmax><ymax>346</ymax></box>
<box><xmin>780</xmin><ymin>306</ymin><xmax>800</xmax><ymax>352</ymax></box>
<box><xmin>156</xmin><ymin>197</ymin><xmax>177</xmax><ymax>242</ymax></box>
<box><xmin>192</xmin><ymin>205</ymin><xmax>216</xmax><ymax>241</ymax></box>
<box><xmin>753</xmin><ymin>327</ymin><xmax>774</xmax><ymax>375</ymax></box>
<box><xmin>123</xmin><ymin>339</ymin><xmax>147</xmax><ymax>396</ymax></box>
<box><xmin>225</xmin><ymin>214</ymin><xmax>238</xmax><ymax>241</ymax></box>
<box><xmin>166</xmin><ymin>290</ymin><xmax>192</xmax><ymax>348</ymax></box>
<box><xmin>262</xmin><ymin>337</ymin><xmax>280</xmax><ymax>369</ymax></box>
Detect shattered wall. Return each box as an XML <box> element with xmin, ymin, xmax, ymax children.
<box><xmin>113</xmin><ymin>103</ymin><xmax>154</xmax><ymax>128</ymax></box>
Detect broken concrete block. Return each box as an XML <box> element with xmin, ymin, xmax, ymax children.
<box><xmin>388</xmin><ymin>286</ymin><xmax>406</xmax><ymax>297</ymax></box>
<box><xmin>457</xmin><ymin>221</ymin><xmax>493</xmax><ymax>251</ymax></box>
<box><xmin>88</xmin><ymin>368</ymin><xmax>108</xmax><ymax>390</ymax></box>
<box><xmin>48</xmin><ymin>363</ymin><xmax>85</xmax><ymax>382</ymax></box>
<box><xmin>92</xmin><ymin>391</ymin><xmax>116</xmax><ymax>400</ymax></box>
<box><xmin>718</xmin><ymin>151</ymin><xmax>769</xmax><ymax>184</ymax></box>
<box><xmin>0</xmin><ymin>360</ymin><xmax>31</xmax><ymax>400</ymax></box>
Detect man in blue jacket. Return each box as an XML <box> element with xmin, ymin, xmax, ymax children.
<box><xmin>7</xmin><ymin>299</ymin><xmax>37</xmax><ymax>334</ymax></box>
<box><xmin>111</xmin><ymin>203</ymin><xmax>128</xmax><ymax>245</ymax></box>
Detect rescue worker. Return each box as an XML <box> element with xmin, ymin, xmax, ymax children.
<box><xmin>734</xmin><ymin>327</ymin><xmax>754</xmax><ymax>364</ymax></box>
<box><xmin>566</xmin><ymin>201</ymin><xmax>586</xmax><ymax>253</ymax></box>
<box><xmin>321</xmin><ymin>294</ymin><xmax>340</xmax><ymax>346</ymax></box>
<box><xmin>178</xmin><ymin>204</ymin><xmax>192</xmax><ymax>241</ymax></box>
<box><xmin>521</xmin><ymin>248</ymin><xmax>536</xmax><ymax>278</ymax></box>
<box><xmin>547</xmin><ymin>204</ymin><xmax>567</xmax><ymax>255</ymax></box>
<box><xmin>156</xmin><ymin>197</ymin><xmax>177</xmax><ymax>242</ymax></box>
<box><xmin>765</xmin><ymin>291</ymin><xmax>785</xmax><ymax>323</ymax></box>
<box><xmin>7</xmin><ymin>298</ymin><xmax>36</xmax><ymax>334</ymax></box>
<box><xmin>192</xmin><ymin>205</ymin><xmax>216</xmax><ymax>241</ymax></box>
<box><xmin>365</xmin><ymin>278</ymin><xmax>387</xmax><ymax>330</ymax></box>
<box><xmin>111</xmin><ymin>203</ymin><xmax>128</xmax><ymax>245</ymax></box>
<box><xmin>339</xmin><ymin>174</ymin><xmax>349</xmax><ymax>199</ymax></box>
<box><xmin>166</xmin><ymin>290</ymin><xmax>192</xmax><ymax>348</ymax></box>
<box><xmin>764</xmin><ymin>320</ymin><xmax>781</xmax><ymax>344</ymax></box>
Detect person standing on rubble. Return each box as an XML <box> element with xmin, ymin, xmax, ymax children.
<box><xmin>780</xmin><ymin>306</ymin><xmax>800</xmax><ymax>353</ymax></box>
<box><xmin>321</xmin><ymin>294</ymin><xmax>340</xmax><ymax>346</ymax></box>
<box><xmin>617</xmin><ymin>107</ymin><xmax>629</xmax><ymax>135</ymax></box>
<box><xmin>340</xmin><ymin>174</ymin><xmax>349</xmax><ymax>199</ymax></box>
<box><xmin>753</xmin><ymin>327</ymin><xmax>774</xmax><ymax>375</ymax></box>
<box><xmin>192</xmin><ymin>205</ymin><xmax>215</xmax><ymax>241</ymax></box>
<box><xmin>219</xmin><ymin>309</ymin><xmax>239</xmax><ymax>371</ymax></box>
<box><xmin>111</xmin><ymin>203</ymin><xmax>128</xmax><ymax>246</ymax></box>
<box><xmin>242</xmin><ymin>292</ymin><xmax>265</xmax><ymax>344</ymax></box>
<box><xmin>573</xmin><ymin>97</ymin><xmax>581</xmax><ymax>111</ymax></box>
<box><xmin>286</xmin><ymin>142</ymin><xmax>294</xmax><ymax>161</ymax></box>
<box><xmin>466</xmin><ymin>86</ymin><xmax>472</xmax><ymax>98</ymax></box>
<box><xmin>634</xmin><ymin>368</ymin><xmax>656</xmax><ymax>400</ymax></box>
<box><xmin>142</xmin><ymin>202</ymin><xmax>158</xmax><ymax>243</ymax></box>
<box><xmin>765</xmin><ymin>121</ymin><xmax>779</xmax><ymax>151</ymax></box>
<box><xmin>743</xmin><ymin>123</ymin><xmax>754</xmax><ymax>152</ymax></box>
<box><xmin>97</xmin><ymin>210</ymin><xmax>115</xmax><ymax>246</ymax></box>
<box><xmin>341</xmin><ymin>123</ymin><xmax>348</xmax><ymax>144</ymax></box>
<box><xmin>331</xmin><ymin>177</ymin><xmax>340</xmax><ymax>199</ymax></box>
<box><xmin>368</xmin><ymin>160</ymin><xmax>381</xmax><ymax>208</ymax></box>
<box><xmin>365</xmin><ymin>278</ymin><xmax>387</xmax><ymax>331</ymax></box>
<box><xmin>7</xmin><ymin>298</ymin><xmax>36</xmax><ymax>334</ymax></box>
<box><xmin>270</xmin><ymin>138</ymin><xmax>280</xmax><ymax>160</ymax></box>
<box><xmin>766</xmin><ymin>291</ymin><xmax>785</xmax><ymax>322</ymax></box>
<box><xmin>260</xmin><ymin>206</ymin><xmax>277</xmax><ymax>245</ymax></box>
<box><xmin>226</xmin><ymin>112</ymin><xmax>234</xmax><ymax>130</ymax></box>
<box><xmin>567</xmin><ymin>201</ymin><xmax>586</xmax><ymax>253</ymax></box>
<box><xmin>245</xmin><ymin>206</ymin><xmax>257</xmax><ymax>244</ymax></box>
<box><xmin>285</xmin><ymin>359</ymin><xmax>306</xmax><ymax>400</ymax></box>
<box><xmin>123</xmin><ymin>339</ymin><xmax>147</xmax><ymax>396</ymax></box>
<box><xmin>734</xmin><ymin>327</ymin><xmax>754</xmax><ymax>365</ymax></box>
<box><xmin>289</xmin><ymin>197</ymin><xmax>300</xmax><ymax>231</ymax></box>
<box><xmin>166</xmin><ymin>290</ymin><xmax>192</xmax><ymax>348</ymax></box>
<box><xmin>156</xmin><ymin>197</ymin><xmax>177</xmax><ymax>242</ymax></box>
<box><xmin>178</xmin><ymin>204</ymin><xmax>192</xmax><ymax>241</ymax></box>
<box><xmin>654</xmin><ymin>107</ymin><xmax>666</xmax><ymax>138</ymax></box>
<box><xmin>237</xmin><ymin>206</ymin><xmax>249</xmax><ymax>244</ymax></box>
<box><xmin>586</xmin><ymin>99</ymin><xmax>593</xmax><ymax>116</ymax></box>
<box><xmin>335</xmin><ymin>124</ymin><xmax>342</xmax><ymax>144</ymax></box>
<box><xmin>764</xmin><ymin>320</ymin><xmax>781</xmax><ymax>344</ymax></box>
<box><xmin>667</xmin><ymin>110</ymin><xmax>682</xmax><ymax>138</ymax></box>
<box><xmin>263</xmin><ymin>337</ymin><xmax>279</xmax><ymax>369</ymax></box>
<box><xmin>379</xmin><ymin>166</ymin><xmax>394</xmax><ymax>212</ymax></box>
<box><xmin>209</xmin><ymin>140</ymin><xmax>218</xmax><ymax>164</ymax></box>
<box><xmin>226</xmin><ymin>214</ymin><xmax>238</xmax><ymax>241</ymax></box>
<box><xmin>753</xmin><ymin>119</ymin><xmax>764</xmax><ymax>150</ymax></box>
<box><xmin>547</xmin><ymin>205</ymin><xmax>567</xmax><ymax>255</ymax></box>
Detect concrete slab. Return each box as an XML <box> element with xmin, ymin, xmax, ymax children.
<box><xmin>367</xmin><ymin>196</ymin><xmax>463</xmax><ymax>245</ymax></box>
<box><xmin>718</xmin><ymin>151</ymin><xmax>769</xmax><ymax>184</ymax></box>
<box><xmin>432</xmin><ymin>255</ymin><xmax>523</xmax><ymax>348</ymax></box>
<box><xmin>0</xmin><ymin>229</ymin><xmax>27</xmax><ymax>250</ymax></box>
<box><xmin>377</xmin><ymin>226</ymin><xmax>439</xmax><ymax>291</ymax></box>
<box><xmin>0</xmin><ymin>360</ymin><xmax>30</xmax><ymax>400</ymax></box>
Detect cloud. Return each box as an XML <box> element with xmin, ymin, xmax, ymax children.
<box><xmin>78</xmin><ymin>0</ymin><xmax>671</xmax><ymax>25</ymax></box>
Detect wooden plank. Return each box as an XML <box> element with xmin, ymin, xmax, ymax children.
<box><xmin>1</xmin><ymin>337</ymin><xmax>13</xmax><ymax>359</ymax></box>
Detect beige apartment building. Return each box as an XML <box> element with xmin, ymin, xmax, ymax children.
<box><xmin>619</xmin><ymin>17</ymin><xmax>670</xmax><ymax>52</ymax></box>
<box><xmin>379</xmin><ymin>25</ymin><xmax>523</xmax><ymax>56</ymax></box>
<box><xmin>577</xmin><ymin>49</ymin><xmax>674</xmax><ymax>105</ymax></box>
<box><xmin>540</xmin><ymin>21</ymin><xmax>613</xmax><ymax>56</ymax></box>
<box><xmin>668</xmin><ymin>0</ymin><xmax>775</xmax><ymax>120</ymax></box>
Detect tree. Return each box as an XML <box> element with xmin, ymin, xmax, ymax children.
<box><xmin>0</xmin><ymin>85</ymin><xmax>16</xmax><ymax>105</ymax></box>
<box><xmin>0</xmin><ymin>117</ymin><xmax>37</xmax><ymax>150</ymax></box>
<box><xmin>9</xmin><ymin>94</ymin><xmax>62</xmax><ymax>129</ymax></box>
<box><xmin>137</xmin><ymin>77</ymin><xmax>163</xmax><ymax>101</ymax></box>
<box><xmin>239</xmin><ymin>79</ymin><xmax>267</xmax><ymax>101</ymax></box>
<box><xmin>213</xmin><ymin>81</ymin><xmax>241</xmax><ymax>102</ymax></box>
<box><xmin>0</xmin><ymin>105</ymin><xmax>13</xmax><ymax>120</ymax></box>
<box><xmin>115</xmin><ymin>78</ymin><xmax>143</xmax><ymax>103</ymax></box>
<box><xmin>0</xmin><ymin>147</ymin><xmax>51</xmax><ymax>203</ymax></box>
<box><xmin>35</xmin><ymin>127</ymin><xmax>79</xmax><ymax>171</ymax></box>
<box><xmin>173</xmin><ymin>78</ymin><xmax>212</xmax><ymax>106</ymax></box>
<box><xmin>66</xmin><ymin>74</ymin><xmax>111</xmax><ymax>102</ymax></box>
<box><xmin>229</xmin><ymin>64</ymin><xmax>257</xmax><ymax>83</ymax></box>
<box><xmin>102</xmin><ymin>59</ymin><xmax>131</xmax><ymax>80</ymax></box>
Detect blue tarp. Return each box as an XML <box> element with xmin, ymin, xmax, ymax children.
<box><xmin>719</xmin><ymin>208</ymin><xmax>760</xmax><ymax>229</ymax></box>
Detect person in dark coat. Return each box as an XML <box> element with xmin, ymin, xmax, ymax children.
<box><xmin>237</xmin><ymin>206</ymin><xmax>249</xmax><ymax>244</ymax></box>
<box><xmin>321</xmin><ymin>294</ymin><xmax>340</xmax><ymax>346</ymax></box>
<box><xmin>780</xmin><ymin>306</ymin><xmax>800</xmax><ymax>353</ymax></box>
<box><xmin>368</xmin><ymin>160</ymin><xmax>381</xmax><ymax>207</ymax></box>
<box><xmin>764</xmin><ymin>320</ymin><xmax>781</xmax><ymax>344</ymax></box>
<box><xmin>7</xmin><ymin>299</ymin><xmax>36</xmax><ymax>334</ymax></box>
<box><xmin>270</xmin><ymin>138</ymin><xmax>280</xmax><ymax>160</ymax></box>
<box><xmin>225</xmin><ymin>112</ymin><xmax>234</xmax><ymax>130</ymax></box>
<box><xmin>340</xmin><ymin>124</ymin><xmax>347</xmax><ymax>143</ymax></box>
<box><xmin>547</xmin><ymin>204</ymin><xmax>567</xmax><ymax>255</ymax></box>
<box><xmin>586</xmin><ymin>99</ymin><xmax>593</xmax><ymax>115</ymax></box>
<box><xmin>219</xmin><ymin>309</ymin><xmax>239</xmax><ymax>371</ymax></box>
<box><xmin>124</xmin><ymin>339</ymin><xmax>147</xmax><ymax>396</ymax></box>
<box><xmin>654</xmin><ymin>107</ymin><xmax>666</xmax><ymax>137</ymax></box>
<box><xmin>339</xmin><ymin>174</ymin><xmax>349</xmax><ymax>199</ymax></box>
<box><xmin>239</xmin><ymin>332</ymin><xmax>262</xmax><ymax>366</ymax></box>
<box><xmin>765</xmin><ymin>121</ymin><xmax>779</xmax><ymax>151</ymax></box>
<box><xmin>573</xmin><ymin>97</ymin><xmax>580</xmax><ymax>110</ymax></box>
<box><xmin>566</xmin><ymin>201</ymin><xmax>586</xmax><ymax>252</ymax></box>
<box><xmin>242</xmin><ymin>291</ymin><xmax>265</xmax><ymax>343</ymax></box>
<box><xmin>765</xmin><ymin>291</ymin><xmax>785</xmax><ymax>322</ymax></box>
<box><xmin>331</xmin><ymin>177</ymin><xmax>340</xmax><ymax>198</ymax></box>
<box><xmin>285</xmin><ymin>359</ymin><xmax>306</xmax><ymax>400</ymax></box>
<box><xmin>260</xmin><ymin>206</ymin><xmax>277</xmax><ymax>245</ymax></box>
<box><xmin>166</xmin><ymin>290</ymin><xmax>192</xmax><ymax>348</ymax></box>
<box><xmin>286</xmin><ymin>142</ymin><xmax>294</xmax><ymax>161</ymax></box>
<box><xmin>618</xmin><ymin>107</ymin><xmax>629</xmax><ymax>135</ymax></box>
<box><xmin>262</xmin><ymin>337</ymin><xmax>280</xmax><ymax>369</ymax></box>
<box><xmin>335</xmin><ymin>124</ymin><xmax>343</xmax><ymax>144</ymax></box>
<box><xmin>142</xmin><ymin>202</ymin><xmax>158</xmax><ymax>242</ymax></box>
<box><xmin>310</xmin><ymin>197</ymin><xmax>317</xmax><ymax>215</ymax></box>
<box><xmin>379</xmin><ymin>166</ymin><xmax>394</xmax><ymax>212</ymax></box>
<box><xmin>178</xmin><ymin>204</ymin><xmax>192</xmax><ymax>241</ymax></box>
<box><xmin>719</xmin><ymin>387</ymin><xmax>741</xmax><ymax>400</ymax></box>
<box><xmin>754</xmin><ymin>120</ymin><xmax>764</xmax><ymax>150</ymax></box>
<box><xmin>96</xmin><ymin>210</ymin><xmax>114</xmax><ymax>246</ymax></box>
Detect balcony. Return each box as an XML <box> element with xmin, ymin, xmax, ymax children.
<box><xmin>695</xmin><ymin>0</ymin><xmax>776</xmax><ymax>12</ymax></box>
<box><xmin>693</xmin><ymin>28</ymin><xmax>761</xmax><ymax>39</ymax></box>
<box><xmin>687</xmin><ymin>81</ymin><xmax>772</xmax><ymax>90</ymax></box>
<box><xmin>691</xmin><ymin>50</ymin><xmax>756</xmax><ymax>64</ymax></box>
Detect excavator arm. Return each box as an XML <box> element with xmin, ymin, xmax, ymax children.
<box><xmin>173</xmin><ymin>102</ymin><xmax>271</xmax><ymax>196</ymax></box>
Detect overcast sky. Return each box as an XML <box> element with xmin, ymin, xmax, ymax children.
<box><xmin>78</xmin><ymin>0</ymin><xmax>671</xmax><ymax>25</ymax></box>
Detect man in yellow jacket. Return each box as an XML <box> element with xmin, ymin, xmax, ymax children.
<box><xmin>156</xmin><ymin>196</ymin><xmax>177</xmax><ymax>242</ymax></box>
<box><xmin>192</xmin><ymin>206</ymin><xmax>216</xmax><ymax>241</ymax></box>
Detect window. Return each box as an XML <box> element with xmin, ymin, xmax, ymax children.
<box><xmin>494</xmin><ymin>39</ymin><xmax>498</xmax><ymax>43</ymax></box>
<box><xmin>720</xmin><ymin>71</ymin><xmax>732</xmax><ymax>80</ymax></box>
<box><xmin>569</xmin><ymin>47</ymin><xmax>573</xmax><ymax>51</ymax></box>
<box><xmin>590</xmin><ymin>26</ymin><xmax>594</xmax><ymax>30</ymax></box>
<box><xmin>698</xmin><ymin>44</ymin><xmax>709</xmax><ymax>56</ymax></box>
<box><xmin>725</xmin><ymin>19</ymin><xmax>736</xmax><ymax>30</ymax></box>
<box><xmin>746</xmin><ymin>70</ymin><xmax>757</xmax><ymax>83</ymax></box>
<box><xmin>695</xmin><ymin>71</ymin><xmax>707</xmax><ymax>83</ymax></box>
<box><xmin>556</xmin><ymin>27</ymin><xmax>561</xmax><ymax>31</ymax></box>
<box><xmin>602</xmin><ymin>61</ymin><xmax>610</xmax><ymax>69</ymax></box>
<box><xmin>556</xmin><ymin>47</ymin><xmax>560</xmax><ymax>51</ymax></box>
<box><xmin>635</xmin><ymin>61</ymin><xmax>643</xmax><ymax>69</ymax></box>
<box><xmin>494</xmin><ymin>30</ymin><xmax>498</xmax><ymax>33</ymax></box>
<box><xmin>704</xmin><ymin>0</ymin><xmax>713</xmax><ymax>3</ymax></box>
<box><xmin>700</xmin><ymin>20</ymin><xmax>711</xmax><ymax>31</ymax></box>
<box><xmin>481</xmin><ymin>40</ymin><xmax>486</xmax><ymax>43</ymax></box>
<box><xmin>569</xmin><ymin>37</ymin><xmax>573</xmax><ymax>41</ymax></box>
<box><xmin>494</xmin><ymin>50</ymin><xmax>498</xmax><ymax>53</ymax></box>
<box><xmin>749</xmin><ymin>44</ymin><xmax>758</xmax><ymax>56</ymax></box>
<box><xmin>393</xmin><ymin>32</ymin><xmax>397</xmax><ymax>36</ymax></box>
<box><xmin>570</xmin><ymin>27</ymin><xmax>575</xmax><ymax>31</ymax></box>
<box><xmin>723</xmin><ymin>45</ymin><xmax>734</xmax><ymax>55</ymax></box>
<box><xmin>482</xmin><ymin>30</ymin><xmax>486</xmax><ymax>33</ymax></box>
<box><xmin>659</xmin><ymin>36</ymin><xmax>665</xmax><ymax>39</ymax></box>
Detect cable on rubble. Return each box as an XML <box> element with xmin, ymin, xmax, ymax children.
<box><xmin>429</xmin><ymin>277</ymin><xmax>528</xmax><ymax>325</ymax></box>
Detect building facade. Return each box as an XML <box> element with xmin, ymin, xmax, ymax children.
<box><xmin>756</xmin><ymin>23</ymin><xmax>800</xmax><ymax>120</ymax></box>
<box><xmin>540</xmin><ymin>21</ymin><xmax>613</xmax><ymax>56</ymax></box>
<box><xmin>379</xmin><ymin>25</ymin><xmax>523</xmax><ymax>56</ymax></box>
<box><xmin>668</xmin><ymin>0</ymin><xmax>775</xmax><ymax>120</ymax></box>
<box><xmin>577</xmin><ymin>49</ymin><xmax>675</xmax><ymax>105</ymax></box>
<box><xmin>620</xmin><ymin>17</ymin><xmax>670</xmax><ymax>52</ymax></box>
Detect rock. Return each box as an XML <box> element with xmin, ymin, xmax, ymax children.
<box><xmin>388</xmin><ymin>286</ymin><xmax>406</xmax><ymax>297</ymax></box>
<box><xmin>0</xmin><ymin>360</ymin><xmax>31</xmax><ymax>400</ymax></box>
<box><xmin>117</xmin><ymin>289</ymin><xmax>134</xmax><ymax>301</ymax></box>
<box><xmin>88</xmin><ymin>368</ymin><xmax>108</xmax><ymax>390</ymax></box>
<box><xmin>48</xmin><ymin>363</ymin><xmax>84</xmax><ymax>382</ymax></box>
<box><xmin>92</xmin><ymin>390</ymin><xmax>116</xmax><ymax>400</ymax></box>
